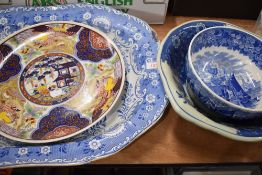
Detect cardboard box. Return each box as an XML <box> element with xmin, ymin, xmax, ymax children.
<box><xmin>0</xmin><ymin>0</ymin><xmax>169</xmax><ymax>24</ymax></box>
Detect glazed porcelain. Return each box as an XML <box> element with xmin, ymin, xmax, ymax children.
<box><xmin>0</xmin><ymin>22</ymin><xmax>125</xmax><ymax>143</ymax></box>
<box><xmin>158</xmin><ymin>20</ymin><xmax>262</xmax><ymax>142</ymax></box>
<box><xmin>0</xmin><ymin>4</ymin><xmax>168</xmax><ymax>167</ymax></box>
<box><xmin>187</xmin><ymin>26</ymin><xmax>262</xmax><ymax>123</ymax></box>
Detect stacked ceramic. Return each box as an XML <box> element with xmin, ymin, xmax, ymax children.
<box><xmin>0</xmin><ymin>3</ymin><xmax>261</xmax><ymax>169</ymax></box>
<box><xmin>158</xmin><ymin>21</ymin><xmax>262</xmax><ymax>142</ymax></box>
<box><xmin>0</xmin><ymin>4</ymin><xmax>168</xmax><ymax>167</ymax></box>
<box><xmin>186</xmin><ymin>26</ymin><xmax>262</xmax><ymax>126</ymax></box>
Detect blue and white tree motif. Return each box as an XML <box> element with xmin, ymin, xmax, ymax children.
<box><xmin>193</xmin><ymin>51</ymin><xmax>261</xmax><ymax>108</ymax></box>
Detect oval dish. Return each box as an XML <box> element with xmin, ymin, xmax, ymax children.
<box><xmin>158</xmin><ymin>20</ymin><xmax>262</xmax><ymax>142</ymax></box>
<box><xmin>0</xmin><ymin>4</ymin><xmax>168</xmax><ymax>168</ymax></box>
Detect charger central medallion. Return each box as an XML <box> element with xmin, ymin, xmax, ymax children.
<box><xmin>0</xmin><ymin>22</ymin><xmax>125</xmax><ymax>143</ymax></box>
<box><xmin>20</xmin><ymin>53</ymin><xmax>85</xmax><ymax>106</ymax></box>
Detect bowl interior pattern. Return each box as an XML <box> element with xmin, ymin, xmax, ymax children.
<box><xmin>158</xmin><ymin>20</ymin><xmax>262</xmax><ymax>141</ymax></box>
<box><xmin>162</xmin><ymin>21</ymin><xmax>226</xmax><ymax>85</ymax></box>
<box><xmin>190</xmin><ymin>27</ymin><xmax>262</xmax><ymax>109</ymax></box>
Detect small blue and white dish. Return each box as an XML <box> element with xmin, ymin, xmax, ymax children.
<box><xmin>158</xmin><ymin>20</ymin><xmax>262</xmax><ymax>142</ymax></box>
<box><xmin>186</xmin><ymin>26</ymin><xmax>262</xmax><ymax>125</ymax></box>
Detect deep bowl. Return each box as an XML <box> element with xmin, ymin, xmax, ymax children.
<box><xmin>186</xmin><ymin>26</ymin><xmax>262</xmax><ymax>123</ymax></box>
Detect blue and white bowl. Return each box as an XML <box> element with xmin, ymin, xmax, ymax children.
<box><xmin>159</xmin><ymin>20</ymin><xmax>262</xmax><ymax>141</ymax></box>
<box><xmin>186</xmin><ymin>26</ymin><xmax>262</xmax><ymax>125</ymax></box>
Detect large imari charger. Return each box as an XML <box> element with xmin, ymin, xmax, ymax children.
<box><xmin>0</xmin><ymin>21</ymin><xmax>125</xmax><ymax>143</ymax></box>
<box><xmin>0</xmin><ymin>4</ymin><xmax>168</xmax><ymax>167</ymax></box>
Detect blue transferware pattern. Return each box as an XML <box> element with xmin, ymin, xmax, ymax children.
<box><xmin>158</xmin><ymin>20</ymin><xmax>262</xmax><ymax>142</ymax></box>
<box><xmin>0</xmin><ymin>4</ymin><xmax>168</xmax><ymax>167</ymax></box>
<box><xmin>193</xmin><ymin>51</ymin><xmax>261</xmax><ymax>108</ymax></box>
<box><xmin>187</xmin><ymin>27</ymin><xmax>262</xmax><ymax>120</ymax></box>
<box><xmin>161</xmin><ymin>21</ymin><xmax>226</xmax><ymax>85</ymax></box>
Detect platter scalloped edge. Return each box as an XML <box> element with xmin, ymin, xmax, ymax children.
<box><xmin>0</xmin><ymin>3</ymin><xmax>168</xmax><ymax>168</ymax></box>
